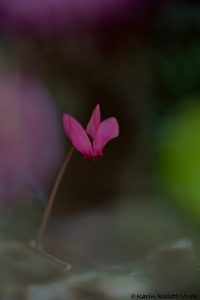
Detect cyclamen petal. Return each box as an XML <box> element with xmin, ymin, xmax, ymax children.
<box><xmin>93</xmin><ymin>117</ymin><xmax>119</xmax><ymax>157</ymax></box>
<box><xmin>86</xmin><ymin>103</ymin><xmax>101</xmax><ymax>139</ymax></box>
<box><xmin>63</xmin><ymin>104</ymin><xmax>119</xmax><ymax>159</ymax></box>
<box><xmin>63</xmin><ymin>114</ymin><xmax>94</xmax><ymax>158</ymax></box>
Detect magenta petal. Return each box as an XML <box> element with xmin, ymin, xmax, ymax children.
<box><xmin>86</xmin><ymin>104</ymin><xmax>101</xmax><ymax>139</ymax></box>
<box><xmin>63</xmin><ymin>113</ymin><xmax>94</xmax><ymax>158</ymax></box>
<box><xmin>93</xmin><ymin>117</ymin><xmax>119</xmax><ymax>156</ymax></box>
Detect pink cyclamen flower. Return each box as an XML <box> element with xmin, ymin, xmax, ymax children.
<box><xmin>63</xmin><ymin>104</ymin><xmax>119</xmax><ymax>158</ymax></box>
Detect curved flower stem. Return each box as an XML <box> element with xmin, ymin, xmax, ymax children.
<box><xmin>36</xmin><ymin>145</ymin><xmax>74</xmax><ymax>244</ymax></box>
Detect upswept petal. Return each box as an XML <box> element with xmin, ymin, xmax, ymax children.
<box><xmin>93</xmin><ymin>117</ymin><xmax>119</xmax><ymax>157</ymax></box>
<box><xmin>86</xmin><ymin>104</ymin><xmax>101</xmax><ymax>138</ymax></box>
<box><xmin>63</xmin><ymin>113</ymin><xmax>94</xmax><ymax>158</ymax></box>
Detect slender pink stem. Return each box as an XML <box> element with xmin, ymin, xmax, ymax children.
<box><xmin>36</xmin><ymin>146</ymin><xmax>74</xmax><ymax>244</ymax></box>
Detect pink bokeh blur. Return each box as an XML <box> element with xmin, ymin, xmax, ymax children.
<box><xmin>0</xmin><ymin>0</ymin><xmax>151</xmax><ymax>36</ymax></box>
<box><xmin>0</xmin><ymin>72</ymin><xmax>64</xmax><ymax>206</ymax></box>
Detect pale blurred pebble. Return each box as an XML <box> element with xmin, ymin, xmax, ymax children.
<box><xmin>29</xmin><ymin>281</ymin><xmax>67</xmax><ymax>300</ymax></box>
<box><xmin>28</xmin><ymin>271</ymin><xmax>149</xmax><ymax>300</ymax></box>
<box><xmin>27</xmin><ymin>239</ymin><xmax>200</xmax><ymax>299</ymax></box>
<box><xmin>98</xmin><ymin>275</ymin><xmax>150</xmax><ymax>300</ymax></box>
<box><xmin>0</xmin><ymin>72</ymin><xmax>64</xmax><ymax>206</ymax></box>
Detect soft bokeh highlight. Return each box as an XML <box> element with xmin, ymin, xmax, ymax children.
<box><xmin>0</xmin><ymin>0</ymin><xmax>132</xmax><ymax>36</ymax></box>
<box><xmin>0</xmin><ymin>72</ymin><xmax>63</xmax><ymax>205</ymax></box>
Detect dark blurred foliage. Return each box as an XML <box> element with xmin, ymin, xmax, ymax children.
<box><xmin>0</xmin><ymin>0</ymin><xmax>199</xmax><ymax>226</ymax></box>
<box><xmin>153</xmin><ymin>0</ymin><xmax>200</xmax><ymax>114</ymax></box>
<box><xmin>0</xmin><ymin>0</ymin><xmax>200</xmax><ymax>230</ymax></box>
